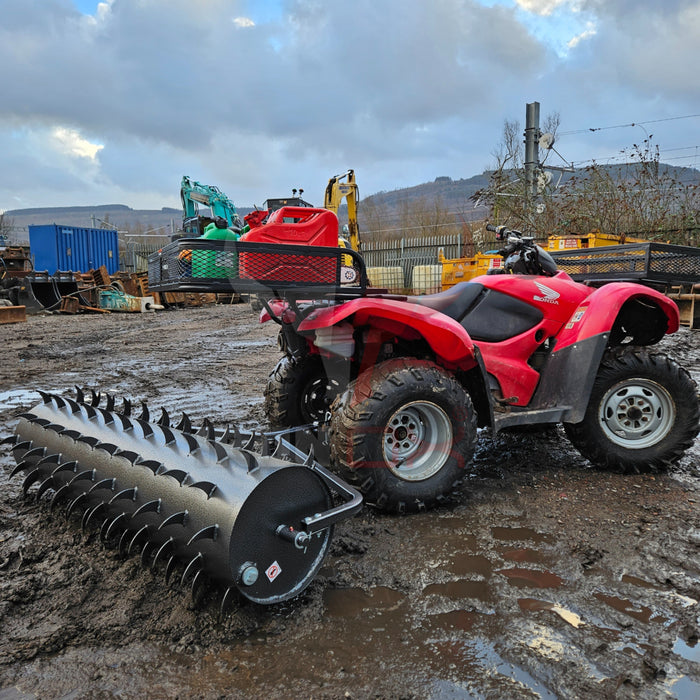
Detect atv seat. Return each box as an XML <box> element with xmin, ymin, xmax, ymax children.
<box><xmin>408</xmin><ymin>281</ymin><xmax>484</xmax><ymax>321</ymax></box>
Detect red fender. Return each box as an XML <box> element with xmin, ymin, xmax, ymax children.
<box><xmin>297</xmin><ymin>298</ymin><xmax>478</xmax><ymax>369</ymax></box>
<box><xmin>555</xmin><ymin>282</ymin><xmax>679</xmax><ymax>351</ymax></box>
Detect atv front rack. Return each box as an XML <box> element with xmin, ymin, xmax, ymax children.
<box><xmin>148</xmin><ymin>239</ymin><xmax>370</xmax><ymax>299</ymax></box>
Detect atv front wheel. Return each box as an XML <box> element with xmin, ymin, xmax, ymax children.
<box><xmin>564</xmin><ymin>347</ymin><xmax>700</xmax><ymax>473</ymax></box>
<box><xmin>329</xmin><ymin>358</ymin><xmax>477</xmax><ymax>513</ymax></box>
<box><xmin>264</xmin><ymin>354</ymin><xmax>346</xmax><ymax>428</ymax></box>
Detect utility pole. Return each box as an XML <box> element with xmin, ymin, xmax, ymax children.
<box><xmin>524</xmin><ymin>101</ymin><xmax>540</xmax><ymax>205</ymax></box>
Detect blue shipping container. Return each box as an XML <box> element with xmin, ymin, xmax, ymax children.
<box><xmin>28</xmin><ymin>224</ymin><xmax>119</xmax><ymax>275</ymax></box>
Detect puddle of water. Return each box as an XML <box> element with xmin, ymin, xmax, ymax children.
<box><xmin>674</xmin><ymin>637</ymin><xmax>700</xmax><ymax>663</ymax></box>
<box><xmin>594</xmin><ymin>592</ymin><xmax>664</xmax><ymax>625</ymax></box>
<box><xmin>501</xmin><ymin>547</ymin><xmax>550</xmax><ymax>565</ymax></box>
<box><xmin>491</xmin><ymin>526</ymin><xmax>552</xmax><ymax>544</ymax></box>
<box><xmin>323</xmin><ymin>586</ymin><xmax>406</xmax><ymax>617</ymax></box>
<box><xmin>445</xmin><ymin>553</ymin><xmax>492</xmax><ymax>577</ymax></box>
<box><xmin>422</xmin><ymin>579</ymin><xmax>493</xmax><ymax>602</ymax></box>
<box><xmin>496</xmin><ymin>567</ymin><xmax>564</xmax><ymax>589</ymax></box>
<box><xmin>669</xmin><ymin>675</ymin><xmax>700</xmax><ymax>700</ymax></box>
<box><xmin>621</xmin><ymin>573</ymin><xmax>665</xmax><ymax>590</ymax></box>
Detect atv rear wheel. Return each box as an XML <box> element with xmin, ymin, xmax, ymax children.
<box><xmin>329</xmin><ymin>358</ymin><xmax>477</xmax><ymax>513</ymax></box>
<box><xmin>564</xmin><ymin>347</ymin><xmax>699</xmax><ymax>473</ymax></box>
<box><xmin>264</xmin><ymin>354</ymin><xmax>345</xmax><ymax>429</ymax></box>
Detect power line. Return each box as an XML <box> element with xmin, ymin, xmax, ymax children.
<box><xmin>559</xmin><ymin>113</ymin><xmax>700</xmax><ymax>136</ymax></box>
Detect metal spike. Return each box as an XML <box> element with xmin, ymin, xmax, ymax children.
<box><xmin>60</xmin><ymin>429</ymin><xmax>81</xmax><ymax>440</ymax></box>
<box><xmin>21</xmin><ymin>446</ymin><xmax>47</xmax><ymax>461</ymax></box>
<box><xmin>83</xmin><ymin>403</ymin><xmax>98</xmax><ymax>421</ymax></box>
<box><xmin>44</xmin><ymin>423</ymin><xmax>65</xmax><ymax>434</ymax></box>
<box><xmin>191</xmin><ymin>569</ymin><xmax>206</xmax><ymax>603</ymax></box>
<box><xmin>1</xmin><ymin>435</ymin><xmax>18</xmax><ymax>446</ymax></box>
<box><xmin>304</xmin><ymin>445</ymin><xmax>315</xmax><ymax>466</ymax></box>
<box><xmin>160</xmin><ymin>425</ymin><xmax>176</xmax><ymax>445</ymax></box>
<box><xmin>65</xmin><ymin>492</ymin><xmax>88</xmax><ymax>518</ymax></box>
<box><xmin>105</xmin><ymin>394</ymin><xmax>115</xmax><ymax>411</ymax></box>
<box><xmin>122</xmin><ymin>397</ymin><xmax>132</xmax><ymax>416</ymax></box>
<box><xmin>189</xmin><ymin>481</ymin><xmax>218</xmax><ymax>499</ymax></box>
<box><xmin>187</xmin><ymin>525</ymin><xmax>219</xmax><ymax>546</ymax></box>
<box><xmin>36</xmin><ymin>476</ymin><xmax>56</xmax><ymax>499</ymax></box>
<box><xmin>165</xmin><ymin>555</ymin><xmax>178</xmax><ymax>584</ymax></box>
<box><xmin>116</xmin><ymin>414</ymin><xmax>134</xmax><ymax>432</ymax></box>
<box><xmin>209</xmin><ymin>440</ymin><xmax>228</xmax><ymax>463</ymax></box>
<box><xmin>176</xmin><ymin>412</ymin><xmax>192</xmax><ymax>434</ymax></box>
<box><xmin>82</xmin><ymin>502</ymin><xmax>106</xmax><ymax>531</ymax></box>
<box><xmin>90</xmin><ymin>389</ymin><xmax>101</xmax><ymax>407</ymax></box>
<box><xmin>139</xmin><ymin>401</ymin><xmax>150</xmax><ymax>422</ymax></box>
<box><xmin>114</xmin><ymin>449</ymin><xmax>140</xmax><ymax>463</ymax></box>
<box><xmin>97</xmin><ymin>443</ymin><xmax>121</xmax><ymax>455</ymax></box>
<box><xmin>64</xmin><ymin>397</ymin><xmax>82</xmax><ymax>414</ymax></box>
<box><xmin>183</xmin><ymin>433</ymin><xmax>200</xmax><ymax>454</ymax></box>
<box><xmin>243</xmin><ymin>431</ymin><xmax>257</xmax><ymax>451</ymax></box>
<box><xmin>136</xmin><ymin>418</ymin><xmax>154</xmax><ymax>439</ymax></box>
<box><xmin>96</xmin><ymin>407</ymin><xmax>115</xmax><ymax>425</ymax></box>
<box><xmin>50</xmin><ymin>483</ymin><xmax>73</xmax><ymax>512</ymax></box>
<box><xmin>197</xmin><ymin>418</ymin><xmax>216</xmax><ymax>440</ymax></box>
<box><xmin>158</xmin><ymin>510</ymin><xmax>188</xmax><ymax>530</ymax></box>
<box><xmin>262</xmin><ymin>436</ymin><xmax>272</xmax><ymax>457</ymax></box>
<box><xmin>22</xmin><ymin>468</ymin><xmax>42</xmax><ymax>494</ymax></box>
<box><xmin>128</xmin><ymin>525</ymin><xmax>150</xmax><ymax>556</ymax></box>
<box><xmin>134</xmin><ymin>459</ymin><xmax>162</xmax><ymax>474</ymax></box>
<box><xmin>132</xmin><ymin>499</ymin><xmax>161</xmax><ymax>518</ymax></box>
<box><xmin>100</xmin><ymin>514</ymin><xmax>115</xmax><ymax>541</ymax></box>
<box><xmin>74</xmin><ymin>386</ymin><xmax>85</xmax><ymax>403</ymax></box>
<box><xmin>69</xmin><ymin>469</ymin><xmax>96</xmax><ymax>485</ymax></box>
<box><xmin>51</xmin><ymin>460</ymin><xmax>77</xmax><ymax>476</ymax></box>
<box><xmin>77</xmin><ymin>435</ymin><xmax>100</xmax><ymax>448</ymax></box>
<box><xmin>38</xmin><ymin>390</ymin><xmax>52</xmax><ymax>404</ymax></box>
<box><xmin>220</xmin><ymin>586</ymin><xmax>235</xmax><ymax>618</ymax></box>
<box><xmin>181</xmin><ymin>553</ymin><xmax>204</xmax><ymax>586</ymax></box>
<box><xmin>161</xmin><ymin>469</ymin><xmax>188</xmax><ymax>484</ymax></box>
<box><xmin>10</xmin><ymin>461</ymin><xmax>30</xmax><ymax>478</ymax></box>
<box><xmin>53</xmin><ymin>395</ymin><xmax>67</xmax><ymax>409</ymax></box>
<box><xmin>271</xmin><ymin>437</ymin><xmax>284</xmax><ymax>459</ymax></box>
<box><xmin>152</xmin><ymin>537</ymin><xmax>174</xmax><ymax>570</ymax></box>
<box><xmin>109</xmin><ymin>487</ymin><xmax>137</xmax><ymax>503</ymax></box>
<box><xmin>157</xmin><ymin>407</ymin><xmax>170</xmax><ymax>427</ymax></box>
<box><xmin>103</xmin><ymin>512</ymin><xmax>127</xmax><ymax>542</ymax></box>
<box><xmin>89</xmin><ymin>478</ymin><xmax>116</xmax><ymax>493</ymax></box>
<box><xmin>37</xmin><ymin>453</ymin><xmax>62</xmax><ymax>468</ymax></box>
<box><xmin>230</xmin><ymin>423</ymin><xmax>243</xmax><ymax>447</ymax></box>
<box><xmin>17</xmin><ymin>413</ymin><xmax>39</xmax><ymax>423</ymax></box>
<box><xmin>119</xmin><ymin>528</ymin><xmax>133</xmax><ymax>557</ymax></box>
<box><xmin>140</xmin><ymin>539</ymin><xmax>158</xmax><ymax>567</ymax></box>
<box><xmin>242</xmin><ymin>450</ymin><xmax>259</xmax><ymax>472</ymax></box>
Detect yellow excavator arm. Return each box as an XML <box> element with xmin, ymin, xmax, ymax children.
<box><xmin>324</xmin><ymin>170</ymin><xmax>360</xmax><ymax>252</ymax></box>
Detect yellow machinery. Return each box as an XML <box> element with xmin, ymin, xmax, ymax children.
<box><xmin>324</xmin><ymin>170</ymin><xmax>360</xmax><ymax>252</ymax></box>
<box><xmin>546</xmin><ymin>231</ymin><xmax>645</xmax><ymax>251</ymax></box>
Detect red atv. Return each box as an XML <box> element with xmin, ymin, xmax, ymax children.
<box><xmin>263</xmin><ymin>225</ymin><xmax>700</xmax><ymax>513</ymax></box>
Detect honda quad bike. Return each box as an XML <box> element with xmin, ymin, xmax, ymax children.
<box><xmin>145</xmin><ymin>219</ymin><xmax>699</xmax><ymax>514</ymax></box>
<box><xmin>260</xmin><ymin>225</ymin><xmax>699</xmax><ymax>513</ymax></box>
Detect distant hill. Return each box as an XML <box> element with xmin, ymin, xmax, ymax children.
<box><xmin>4</xmin><ymin>163</ymin><xmax>698</xmax><ymax>245</ymax></box>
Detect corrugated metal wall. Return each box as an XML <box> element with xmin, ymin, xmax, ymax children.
<box><xmin>29</xmin><ymin>225</ymin><xmax>119</xmax><ymax>274</ymax></box>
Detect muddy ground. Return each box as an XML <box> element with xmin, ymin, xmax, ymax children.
<box><xmin>0</xmin><ymin>303</ymin><xmax>699</xmax><ymax>699</ymax></box>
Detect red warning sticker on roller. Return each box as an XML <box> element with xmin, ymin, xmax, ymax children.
<box><xmin>265</xmin><ymin>561</ymin><xmax>281</xmax><ymax>582</ymax></box>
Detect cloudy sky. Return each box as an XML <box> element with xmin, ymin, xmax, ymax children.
<box><xmin>1</xmin><ymin>0</ymin><xmax>699</xmax><ymax>212</ymax></box>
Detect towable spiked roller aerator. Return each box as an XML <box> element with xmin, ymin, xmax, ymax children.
<box><xmin>5</xmin><ymin>388</ymin><xmax>362</xmax><ymax>607</ymax></box>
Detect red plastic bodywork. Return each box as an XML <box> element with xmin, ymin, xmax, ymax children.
<box><xmin>272</xmin><ymin>271</ymin><xmax>680</xmax><ymax>408</ymax></box>
<box><xmin>298</xmin><ymin>298</ymin><xmax>477</xmax><ymax>371</ymax></box>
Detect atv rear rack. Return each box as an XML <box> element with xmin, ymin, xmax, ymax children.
<box><xmin>148</xmin><ymin>239</ymin><xmax>370</xmax><ymax>299</ymax></box>
<box><xmin>550</xmin><ymin>242</ymin><xmax>700</xmax><ymax>287</ymax></box>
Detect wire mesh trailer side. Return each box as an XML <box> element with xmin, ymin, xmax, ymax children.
<box><xmin>148</xmin><ymin>239</ymin><xmax>369</xmax><ymax>298</ymax></box>
<box><xmin>550</xmin><ymin>242</ymin><xmax>700</xmax><ymax>286</ymax></box>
